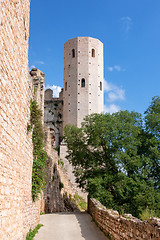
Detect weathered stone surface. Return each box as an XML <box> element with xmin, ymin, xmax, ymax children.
<box><xmin>88</xmin><ymin>198</ymin><xmax>160</xmax><ymax>240</ymax></box>
<box><xmin>30</xmin><ymin>68</ymin><xmax>45</xmax><ymax>123</ymax></box>
<box><xmin>44</xmin><ymin>89</ymin><xmax>63</xmax><ymax>147</ymax></box>
<box><xmin>63</xmin><ymin>37</ymin><xmax>104</xmax><ymax>129</ymax></box>
<box><xmin>43</xmin><ymin>127</ymin><xmax>78</xmax><ymax>213</ymax></box>
<box><xmin>0</xmin><ymin>1</ymin><xmax>41</xmax><ymax>239</ymax></box>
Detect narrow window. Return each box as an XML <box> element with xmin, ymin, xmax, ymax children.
<box><xmin>100</xmin><ymin>82</ymin><xmax>102</xmax><ymax>91</ymax></box>
<box><xmin>72</xmin><ymin>49</ymin><xmax>75</xmax><ymax>58</ymax></box>
<box><xmin>92</xmin><ymin>49</ymin><xmax>95</xmax><ymax>57</ymax></box>
<box><xmin>81</xmin><ymin>78</ymin><xmax>85</xmax><ymax>88</ymax></box>
<box><xmin>65</xmin><ymin>82</ymin><xmax>67</xmax><ymax>91</ymax></box>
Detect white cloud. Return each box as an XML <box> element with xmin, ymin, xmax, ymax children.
<box><xmin>45</xmin><ymin>84</ymin><xmax>62</xmax><ymax>98</ymax></box>
<box><xmin>107</xmin><ymin>67</ymin><xmax>113</xmax><ymax>72</ymax></box>
<box><xmin>29</xmin><ymin>65</ymin><xmax>36</xmax><ymax>70</ymax></box>
<box><xmin>108</xmin><ymin>88</ymin><xmax>125</xmax><ymax>102</ymax></box>
<box><xmin>114</xmin><ymin>65</ymin><xmax>121</xmax><ymax>71</ymax></box>
<box><xmin>121</xmin><ymin>16</ymin><xmax>132</xmax><ymax>22</ymax></box>
<box><xmin>103</xmin><ymin>79</ymin><xmax>125</xmax><ymax>113</ymax></box>
<box><xmin>35</xmin><ymin>60</ymin><xmax>45</xmax><ymax>65</ymax></box>
<box><xmin>121</xmin><ymin>16</ymin><xmax>132</xmax><ymax>33</ymax></box>
<box><xmin>104</xmin><ymin>104</ymin><xmax>120</xmax><ymax>114</ymax></box>
<box><xmin>107</xmin><ymin>65</ymin><xmax>125</xmax><ymax>72</ymax></box>
<box><xmin>29</xmin><ymin>61</ymin><xmax>45</xmax><ymax>70</ymax></box>
<box><xmin>103</xmin><ymin>80</ymin><xmax>112</xmax><ymax>91</ymax></box>
<box><xmin>104</xmin><ymin>79</ymin><xmax>125</xmax><ymax>102</ymax></box>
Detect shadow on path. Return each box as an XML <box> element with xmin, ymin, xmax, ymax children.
<box><xmin>34</xmin><ymin>212</ymin><xmax>108</xmax><ymax>240</ymax></box>
<box><xmin>75</xmin><ymin>212</ymin><xmax>108</xmax><ymax>240</ymax></box>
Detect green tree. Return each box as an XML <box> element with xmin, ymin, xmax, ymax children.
<box><xmin>144</xmin><ymin>96</ymin><xmax>160</xmax><ymax>189</ymax></box>
<box><xmin>64</xmin><ymin>108</ymin><xmax>160</xmax><ymax>217</ymax></box>
<box><xmin>145</xmin><ymin>96</ymin><xmax>160</xmax><ymax>140</ymax></box>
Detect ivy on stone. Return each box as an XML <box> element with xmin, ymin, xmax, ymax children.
<box><xmin>29</xmin><ymin>99</ymin><xmax>47</xmax><ymax>201</ymax></box>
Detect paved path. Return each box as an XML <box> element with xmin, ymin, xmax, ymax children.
<box><xmin>34</xmin><ymin>212</ymin><xmax>108</xmax><ymax>240</ymax></box>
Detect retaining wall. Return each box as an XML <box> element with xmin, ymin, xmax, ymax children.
<box><xmin>88</xmin><ymin>198</ymin><xmax>160</xmax><ymax>240</ymax></box>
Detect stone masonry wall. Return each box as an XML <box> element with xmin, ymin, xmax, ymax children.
<box><xmin>44</xmin><ymin>89</ymin><xmax>63</xmax><ymax>147</ymax></box>
<box><xmin>0</xmin><ymin>1</ymin><xmax>41</xmax><ymax>239</ymax></box>
<box><xmin>63</xmin><ymin>37</ymin><xmax>103</xmax><ymax>129</ymax></box>
<box><xmin>43</xmin><ymin>127</ymin><xmax>77</xmax><ymax>212</ymax></box>
<box><xmin>88</xmin><ymin>198</ymin><xmax>160</xmax><ymax>240</ymax></box>
<box><xmin>30</xmin><ymin>68</ymin><xmax>45</xmax><ymax>123</ymax></box>
<box><xmin>60</xmin><ymin>143</ymin><xmax>87</xmax><ymax>201</ymax></box>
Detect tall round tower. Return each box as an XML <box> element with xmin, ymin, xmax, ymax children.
<box><xmin>63</xmin><ymin>37</ymin><xmax>104</xmax><ymax>128</ymax></box>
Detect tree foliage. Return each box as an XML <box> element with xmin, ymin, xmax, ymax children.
<box><xmin>64</xmin><ymin>98</ymin><xmax>160</xmax><ymax>218</ymax></box>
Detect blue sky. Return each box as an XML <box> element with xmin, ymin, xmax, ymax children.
<box><xmin>29</xmin><ymin>0</ymin><xmax>160</xmax><ymax>114</ymax></box>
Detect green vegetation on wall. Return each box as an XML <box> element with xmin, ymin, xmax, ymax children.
<box><xmin>26</xmin><ymin>224</ymin><xmax>43</xmax><ymax>240</ymax></box>
<box><xmin>64</xmin><ymin>96</ymin><xmax>160</xmax><ymax>218</ymax></box>
<box><xmin>28</xmin><ymin>99</ymin><xmax>47</xmax><ymax>201</ymax></box>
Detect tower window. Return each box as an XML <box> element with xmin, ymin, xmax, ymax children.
<box><xmin>81</xmin><ymin>78</ymin><xmax>85</xmax><ymax>88</ymax></box>
<box><xmin>65</xmin><ymin>82</ymin><xmax>67</xmax><ymax>91</ymax></box>
<box><xmin>92</xmin><ymin>49</ymin><xmax>95</xmax><ymax>57</ymax></box>
<box><xmin>72</xmin><ymin>49</ymin><xmax>75</xmax><ymax>58</ymax></box>
<box><xmin>100</xmin><ymin>82</ymin><xmax>102</xmax><ymax>91</ymax></box>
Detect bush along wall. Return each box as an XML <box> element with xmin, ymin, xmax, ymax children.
<box><xmin>28</xmin><ymin>99</ymin><xmax>47</xmax><ymax>201</ymax></box>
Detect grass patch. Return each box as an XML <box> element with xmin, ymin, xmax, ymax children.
<box><xmin>139</xmin><ymin>207</ymin><xmax>155</xmax><ymax>221</ymax></box>
<box><xmin>26</xmin><ymin>224</ymin><xmax>43</xmax><ymax>240</ymax></box>
<box><xmin>73</xmin><ymin>193</ymin><xmax>87</xmax><ymax>211</ymax></box>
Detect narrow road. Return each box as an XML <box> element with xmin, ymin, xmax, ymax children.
<box><xmin>34</xmin><ymin>212</ymin><xmax>108</xmax><ymax>240</ymax></box>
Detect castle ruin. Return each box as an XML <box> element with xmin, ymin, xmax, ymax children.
<box><xmin>1</xmin><ymin>1</ymin><xmax>160</xmax><ymax>239</ymax></box>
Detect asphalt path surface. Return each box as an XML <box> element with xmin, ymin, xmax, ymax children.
<box><xmin>34</xmin><ymin>212</ymin><xmax>108</xmax><ymax>240</ymax></box>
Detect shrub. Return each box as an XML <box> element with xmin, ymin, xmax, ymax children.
<box><xmin>140</xmin><ymin>207</ymin><xmax>155</xmax><ymax>221</ymax></box>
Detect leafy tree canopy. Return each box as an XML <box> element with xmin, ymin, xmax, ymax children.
<box><xmin>64</xmin><ymin>97</ymin><xmax>160</xmax><ymax>218</ymax></box>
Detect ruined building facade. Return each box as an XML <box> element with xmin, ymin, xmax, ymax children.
<box><xmin>44</xmin><ymin>37</ymin><xmax>104</xmax><ymax>145</ymax></box>
<box><xmin>42</xmin><ymin>37</ymin><xmax>104</xmax><ymax>201</ymax></box>
<box><xmin>44</xmin><ymin>89</ymin><xmax>63</xmax><ymax>147</ymax></box>
<box><xmin>30</xmin><ymin>68</ymin><xmax>45</xmax><ymax>122</ymax></box>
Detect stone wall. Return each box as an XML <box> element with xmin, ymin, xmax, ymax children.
<box><xmin>60</xmin><ymin>143</ymin><xmax>87</xmax><ymax>201</ymax></box>
<box><xmin>88</xmin><ymin>198</ymin><xmax>160</xmax><ymax>240</ymax></box>
<box><xmin>44</xmin><ymin>89</ymin><xmax>63</xmax><ymax>147</ymax></box>
<box><xmin>43</xmin><ymin>127</ymin><xmax>77</xmax><ymax>212</ymax></box>
<box><xmin>30</xmin><ymin>68</ymin><xmax>45</xmax><ymax>122</ymax></box>
<box><xmin>0</xmin><ymin>1</ymin><xmax>41</xmax><ymax>239</ymax></box>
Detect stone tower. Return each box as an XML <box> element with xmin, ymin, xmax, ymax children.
<box><xmin>63</xmin><ymin>37</ymin><xmax>104</xmax><ymax>129</ymax></box>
